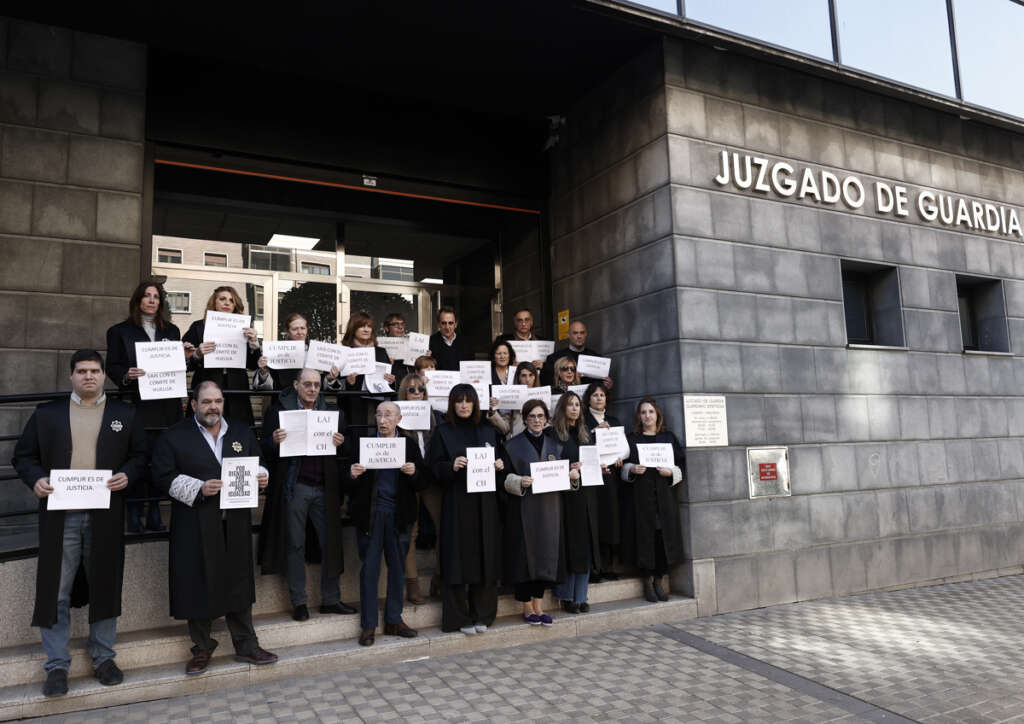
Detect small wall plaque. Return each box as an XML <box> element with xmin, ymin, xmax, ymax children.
<box><xmin>746</xmin><ymin>446</ymin><xmax>791</xmax><ymax>498</ymax></box>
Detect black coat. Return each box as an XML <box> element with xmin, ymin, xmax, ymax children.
<box><xmin>343</xmin><ymin>345</ymin><xmax>392</xmax><ymax>391</ymax></box>
<box><xmin>583</xmin><ymin>409</ymin><xmax>623</xmax><ymax>548</ymax></box>
<box><xmin>620</xmin><ymin>431</ymin><xmax>686</xmax><ymax>571</ymax></box>
<box><xmin>12</xmin><ymin>398</ymin><xmax>147</xmax><ymax>627</ymax></box>
<box><xmin>541</xmin><ymin>345</ymin><xmax>605</xmax><ymax>387</ymax></box>
<box><xmin>151</xmin><ymin>418</ymin><xmax>263</xmax><ymax>620</ymax></box>
<box><xmin>427</xmin><ymin>421</ymin><xmax>503</xmax><ymax>585</ymax></box>
<box><xmin>428</xmin><ymin>332</ymin><xmax>475</xmax><ymax>372</ymax></box>
<box><xmin>257</xmin><ymin>388</ymin><xmax>346</xmax><ymax>577</ymax></box>
<box><xmin>106</xmin><ymin>319</ymin><xmax>185</xmax><ymax>431</ymax></box>
<box><xmin>560</xmin><ymin>437</ymin><xmax>602</xmax><ymax>574</ymax></box>
<box><xmin>345</xmin><ymin>432</ymin><xmax>429</xmax><ymax>535</ymax></box>
<box><xmin>183</xmin><ymin>319</ymin><xmax>260</xmax><ymax>425</ymax></box>
<box><xmin>502</xmin><ymin>430</ymin><xmax>567</xmax><ymax>585</ymax></box>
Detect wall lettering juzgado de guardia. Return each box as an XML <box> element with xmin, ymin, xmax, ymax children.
<box><xmin>713</xmin><ymin>150</ymin><xmax>1023</xmax><ymax>240</ymax></box>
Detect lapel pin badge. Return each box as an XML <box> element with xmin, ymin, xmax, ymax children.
<box><xmin>231</xmin><ymin>441</ymin><xmax>243</xmax><ymax>453</ymax></box>
<box><xmin>110</xmin><ymin>420</ymin><xmax>123</xmax><ymax>432</ymax></box>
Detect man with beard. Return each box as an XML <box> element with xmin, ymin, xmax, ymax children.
<box><xmin>151</xmin><ymin>380</ymin><xmax>277</xmax><ymax>675</ymax></box>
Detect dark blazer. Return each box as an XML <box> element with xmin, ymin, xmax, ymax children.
<box><xmin>182</xmin><ymin>319</ymin><xmax>260</xmax><ymax>425</ymax></box>
<box><xmin>428</xmin><ymin>332</ymin><xmax>475</xmax><ymax>372</ymax></box>
<box><xmin>151</xmin><ymin>418</ymin><xmax>263</xmax><ymax>620</ymax></box>
<box><xmin>106</xmin><ymin>319</ymin><xmax>185</xmax><ymax>431</ymax></box>
<box><xmin>12</xmin><ymin>398</ymin><xmax>147</xmax><ymax>627</ymax></box>
<box><xmin>345</xmin><ymin>431</ymin><xmax>429</xmax><ymax>535</ymax></box>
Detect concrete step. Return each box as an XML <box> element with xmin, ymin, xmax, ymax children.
<box><xmin>0</xmin><ymin>592</ymin><xmax>697</xmax><ymax>721</ymax></box>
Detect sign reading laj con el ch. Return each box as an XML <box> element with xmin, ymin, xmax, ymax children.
<box><xmin>713</xmin><ymin>150</ymin><xmax>1024</xmax><ymax>240</ymax></box>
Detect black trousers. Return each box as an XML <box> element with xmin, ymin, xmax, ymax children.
<box><xmin>187</xmin><ymin>608</ymin><xmax>258</xmax><ymax>657</ymax></box>
<box><xmin>440</xmin><ymin>582</ymin><xmax>497</xmax><ymax>632</ymax></box>
<box><xmin>640</xmin><ymin>530</ymin><xmax>670</xmax><ymax>577</ymax></box>
<box><xmin>513</xmin><ymin>581</ymin><xmax>546</xmax><ymax>602</ymax></box>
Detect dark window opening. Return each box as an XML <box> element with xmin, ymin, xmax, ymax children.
<box><xmin>956</xmin><ymin>275</ymin><xmax>1009</xmax><ymax>352</ymax></box>
<box><xmin>840</xmin><ymin>261</ymin><xmax>905</xmax><ymax>347</ymax></box>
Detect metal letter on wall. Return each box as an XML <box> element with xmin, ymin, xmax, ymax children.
<box><xmin>746</xmin><ymin>446</ymin><xmax>791</xmax><ymax>499</ymax></box>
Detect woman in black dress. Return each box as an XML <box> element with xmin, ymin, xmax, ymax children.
<box><xmin>182</xmin><ymin>286</ymin><xmax>261</xmax><ymax>425</ymax></box>
<box><xmin>106</xmin><ymin>280</ymin><xmax>187</xmax><ymax>532</ymax></box>
<box><xmin>427</xmin><ymin>383</ymin><xmax>506</xmax><ymax>635</ymax></box>
<box><xmin>620</xmin><ymin>397</ymin><xmax>686</xmax><ymax>603</ymax></box>
<box><xmin>582</xmin><ymin>382</ymin><xmax>623</xmax><ymax>581</ymax></box>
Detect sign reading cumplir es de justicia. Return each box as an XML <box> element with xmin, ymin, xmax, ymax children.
<box><xmin>714</xmin><ymin>150</ymin><xmax>1024</xmax><ymax>240</ymax></box>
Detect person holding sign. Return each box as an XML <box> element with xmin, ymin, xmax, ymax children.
<box><xmin>253</xmin><ymin>313</ymin><xmax>343</xmax><ymax>393</ymax></box>
<box><xmin>346</xmin><ymin>402</ymin><xmax>428</xmax><ymax>646</ymax></box>
<box><xmin>551</xmin><ymin>393</ymin><xmax>600</xmax><ymax>615</ymax></box>
<box><xmin>489</xmin><ymin>361</ymin><xmax>543</xmax><ymax>439</ymax></box>
<box><xmin>382</xmin><ymin>312</ymin><xmax>416</xmax><ymax>388</ymax></box>
<box><xmin>182</xmin><ymin>286</ymin><xmax>261</xmax><ymax>425</ymax></box>
<box><xmin>541</xmin><ymin>321</ymin><xmax>614</xmax><ymax>389</ymax></box>
<box><xmin>582</xmin><ymin>383</ymin><xmax>624</xmax><ymax>583</ymax></box>
<box><xmin>257</xmin><ymin>369</ymin><xmax>352</xmax><ymax>622</ymax></box>
<box><xmin>397</xmin><ymin>374</ymin><xmax>443</xmax><ymax>605</ymax></box>
<box><xmin>151</xmin><ymin>380</ymin><xmax>276</xmax><ymax>675</ymax></box>
<box><xmin>426</xmin><ymin>384</ymin><xmax>506</xmax><ymax>635</ymax></box>
<box><xmin>488</xmin><ymin>339</ymin><xmax>517</xmax><ymax>386</ymax></box>
<box><xmin>428</xmin><ymin>306</ymin><xmax>474</xmax><ymax>372</ymax></box>
<box><xmin>501</xmin><ymin>399</ymin><xmax>569</xmax><ymax>627</ymax></box>
<box><xmin>551</xmin><ymin>356</ymin><xmax>581</xmax><ymax>394</ymax></box>
<box><xmin>494</xmin><ymin>307</ymin><xmax>546</xmax><ymax>371</ymax></box>
<box><xmin>12</xmin><ymin>349</ymin><xmax>147</xmax><ymax>697</ymax></box>
<box><xmin>341</xmin><ymin>311</ymin><xmax>394</xmax><ymax>423</ymax></box>
<box><xmin>106</xmin><ymin>280</ymin><xmax>185</xmax><ymax>534</ymax></box>
<box><xmin>620</xmin><ymin>397</ymin><xmax>686</xmax><ymax>604</ymax></box>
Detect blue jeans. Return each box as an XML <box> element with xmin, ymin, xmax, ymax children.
<box><xmin>356</xmin><ymin>511</ymin><xmax>409</xmax><ymax>630</ymax></box>
<box><xmin>286</xmin><ymin>483</ymin><xmax>339</xmax><ymax>606</ymax></box>
<box><xmin>554</xmin><ymin>571</ymin><xmax>590</xmax><ymax>604</ymax></box>
<box><xmin>41</xmin><ymin>512</ymin><xmax>117</xmax><ymax>672</ymax></box>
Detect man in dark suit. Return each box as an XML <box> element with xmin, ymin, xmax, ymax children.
<box><xmin>151</xmin><ymin>380</ymin><xmax>277</xmax><ymax>676</ymax></box>
<box><xmin>428</xmin><ymin>306</ymin><xmax>475</xmax><ymax>371</ymax></box>
<box><xmin>494</xmin><ymin>307</ymin><xmax>546</xmax><ymax>371</ymax></box>
<box><xmin>12</xmin><ymin>349</ymin><xmax>147</xmax><ymax>697</ymax></box>
<box><xmin>540</xmin><ymin>320</ymin><xmax>614</xmax><ymax>389</ymax></box>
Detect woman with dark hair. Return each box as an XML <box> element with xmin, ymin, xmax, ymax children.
<box><xmin>501</xmin><ymin>398</ymin><xmax>570</xmax><ymax>627</ymax></box>
<box><xmin>620</xmin><ymin>397</ymin><xmax>685</xmax><ymax>603</ymax></box>
<box><xmin>488</xmin><ymin>339</ymin><xmax>516</xmax><ymax>386</ymax></box>
<box><xmin>583</xmin><ymin>382</ymin><xmax>624</xmax><ymax>582</ymax></box>
<box><xmin>489</xmin><ymin>361</ymin><xmax>543</xmax><ymax>439</ymax></box>
<box><xmin>551</xmin><ymin>392</ymin><xmax>599</xmax><ymax>614</ymax></box>
<box><xmin>341</xmin><ymin>311</ymin><xmax>394</xmax><ymax>424</ymax></box>
<box><xmin>107</xmin><ymin>280</ymin><xmax>187</xmax><ymax>532</ymax></box>
<box><xmin>427</xmin><ymin>383</ymin><xmax>506</xmax><ymax>635</ymax></box>
<box><xmin>182</xmin><ymin>286</ymin><xmax>261</xmax><ymax>425</ymax></box>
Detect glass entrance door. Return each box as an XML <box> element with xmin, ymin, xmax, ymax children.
<box><xmin>340</xmin><ymin>280</ymin><xmax>437</xmax><ymax>337</ymax></box>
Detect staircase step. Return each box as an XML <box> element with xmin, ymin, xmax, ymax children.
<box><xmin>0</xmin><ymin>594</ymin><xmax>696</xmax><ymax>721</ymax></box>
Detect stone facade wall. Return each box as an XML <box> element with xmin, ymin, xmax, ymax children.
<box><xmin>0</xmin><ymin>18</ymin><xmax>146</xmax><ymax>513</ymax></box>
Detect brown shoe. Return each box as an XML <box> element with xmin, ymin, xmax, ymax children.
<box><xmin>359</xmin><ymin>628</ymin><xmax>375</xmax><ymax>646</ymax></box>
<box><xmin>383</xmin><ymin>620</ymin><xmax>418</xmax><ymax>638</ymax></box>
<box><xmin>234</xmin><ymin>647</ymin><xmax>278</xmax><ymax>666</ymax></box>
<box><xmin>185</xmin><ymin>650</ymin><xmax>212</xmax><ymax>675</ymax></box>
<box><xmin>406</xmin><ymin>578</ymin><xmax>426</xmax><ymax>605</ymax></box>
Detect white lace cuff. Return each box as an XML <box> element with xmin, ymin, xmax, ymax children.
<box><xmin>169</xmin><ymin>474</ymin><xmax>204</xmax><ymax>506</ymax></box>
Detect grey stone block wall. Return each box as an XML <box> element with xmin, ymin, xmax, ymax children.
<box><xmin>0</xmin><ymin>19</ymin><xmax>146</xmax><ymax>499</ymax></box>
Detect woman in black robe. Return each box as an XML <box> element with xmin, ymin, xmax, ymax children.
<box><xmin>501</xmin><ymin>399</ymin><xmax>570</xmax><ymax>627</ymax></box>
<box><xmin>620</xmin><ymin>397</ymin><xmax>686</xmax><ymax>603</ymax></box>
<box><xmin>427</xmin><ymin>383</ymin><xmax>506</xmax><ymax>634</ymax></box>
<box><xmin>582</xmin><ymin>382</ymin><xmax>623</xmax><ymax>581</ymax></box>
<box><xmin>551</xmin><ymin>392</ymin><xmax>600</xmax><ymax>614</ymax></box>
<box><xmin>182</xmin><ymin>286</ymin><xmax>261</xmax><ymax>425</ymax></box>
<box><xmin>106</xmin><ymin>280</ymin><xmax>186</xmax><ymax>532</ymax></box>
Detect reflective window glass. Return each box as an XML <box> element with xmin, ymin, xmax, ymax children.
<box><xmin>953</xmin><ymin>0</ymin><xmax>1024</xmax><ymax>119</ymax></box>
<box><xmin>836</xmin><ymin>0</ymin><xmax>955</xmax><ymax>96</ymax></box>
<box><xmin>684</xmin><ymin>0</ymin><xmax>833</xmax><ymax>59</ymax></box>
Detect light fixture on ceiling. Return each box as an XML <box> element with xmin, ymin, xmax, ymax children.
<box><xmin>420</xmin><ymin>277</ymin><xmax>444</xmax><ymax>284</ymax></box>
<box><xmin>268</xmin><ymin>234</ymin><xmax>320</xmax><ymax>250</ymax></box>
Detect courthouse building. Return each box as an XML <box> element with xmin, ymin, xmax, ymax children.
<box><xmin>2</xmin><ymin>0</ymin><xmax>1024</xmax><ymax>709</ymax></box>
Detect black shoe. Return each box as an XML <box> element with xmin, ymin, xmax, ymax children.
<box><xmin>590</xmin><ymin>571</ymin><xmax>604</xmax><ymax>583</ymax></box>
<box><xmin>94</xmin><ymin>659</ymin><xmax>123</xmax><ymax>686</ymax></box>
<box><xmin>320</xmin><ymin>602</ymin><xmax>358</xmax><ymax>615</ymax></box>
<box><xmin>292</xmin><ymin>604</ymin><xmax>309</xmax><ymax>621</ymax></box>
<box><xmin>652</xmin><ymin>578</ymin><xmax>669</xmax><ymax>602</ymax></box>
<box><xmin>643</xmin><ymin>577</ymin><xmax>658</xmax><ymax>603</ymax></box>
<box><xmin>601</xmin><ymin>570</ymin><xmax>620</xmax><ymax>581</ymax></box>
<box><xmin>560</xmin><ymin>600</ymin><xmax>578</xmax><ymax>614</ymax></box>
<box><xmin>578</xmin><ymin>602</ymin><xmax>590</xmax><ymax>613</ymax></box>
<box><xmin>42</xmin><ymin>669</ymin><xmax>68</xmax><ymax>697</ymax></box>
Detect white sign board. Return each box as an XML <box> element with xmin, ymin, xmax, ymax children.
<box><xmin>568</xmin><ymin>384</ymin><xmax>591</xmax><ymax>399</ymax></box>
<box><xmin>342</xmin><ymin>347</ymin><xmax>377</xmax><ymax>376</ymax></box>
<box><xmin>471</xmin><ymin>381</ymin><xmax>490</xmax><ymax>410</ymax></box>
<box><xmin>263</xmin><ymin>340</ymin><xmax>305</xmax><ymax>369</ymax></box>
<box><xmin>377</xmin><ymin>336</ymin><xmax>409</xmax><ymax>362</ymax></box>
<box><xmin>396</xmin><ymin>401</ymin><xmax>432</xmax><ymax>431</ymax></box>
<box><xmin>203</xmin><ymin>311</ymin><xmax>250</xmax><ymax>369</ymax></box>
<box><xmin>407</xmin><ymin>332</ymin><xmax>430</xmax><ymax>359</ymax></box>
<box><xmin>47</xmin><ymin>469</ymin><xmax>112</xmax><ymax>510</ymax></box>
<box><xmin>637</xmin><ymin>443</ymin><xmax>674</xmax><ymax>468</ymax></box>
<box><xmin>508</xmin><ymin>340</ymin><xmax>555</xmax><ymax>364</ymax></box>
<box><xmin>460</xmin><ymin>360</ymin><xmax>491</xmax><ymax>384</ymax></box>
<box><xmin>426</xmin><ymin>370</ymin><xmax>460</xmax><ymax>412</ymax></box>
<box><xmin>683</xmin><ymin>395</ymin><xmax>729</xmax><ymax>447</ymax></box>
<box><xmin>277</xmin><ymin>410</ymin><xmax>339</xmax><ymax>457</ymax></box>
<box><xmin>576</xmin><ymin>354</ymin><xmax>611</xmax><ymax>379</ymax></box>
<box><xmin>135</xmin><ymin>340</ymin><xmax>185</xmax><ymax>373</ymax></box>
<box><xmin>595</xmin><ymin>426</ymin><xmax>630</xmax><ymax>465</ymax></box>
<box><xmin>138</xmin><ymin>370</ymin><xmax>187</xmax><ymax>401</ymax></box>
<box><xmin>305</xmin><ymin>340</ymin><xmax>347</xmax><ymax>373</ymax></box>
<box><xmin>365</xmin><ymin>362</ymin><xmax>394</xmax><ymax>393</ymax></box>
<box><xmin>359</xmin><ymin>437</ymin><xmax>406</xmax><ymax>469</ymax></box>
<box><xmin>579</xmin><ymin>446</ymin><xmax>604</xmax><ymax>487</ymax></box>
<box><xmin>220</xmin><ymin>456</ymin><xmax>260</xmax><ymax>509</ymax></box>
<box><xmin>466</xmin><ymin>446</ymin><xmax>495</xmax><ymax>493</ymax></box>
<box><xmin>529</xmin><ymin>459</ymin><xmax>570</xmax><ymax>494</ymax></box>
<box><xmin>491</xmin><ymin>384</ymin><xmax>528</xmax><ymax>411</ymax></box>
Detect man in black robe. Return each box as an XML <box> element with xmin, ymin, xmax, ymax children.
<box><xmin>540</xmin><ymin>321</ymin><xmax>614</xmax><ymax>389</ymax></box>
<box><xmin>12</xmin><ymin>349</ymin><xmax>147</xmax><ymax>697</ymax></box>
<box><xmin>151</xmin><ymin>380</ymin><xmax>277</xmax><ymax>675</ymax></box>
